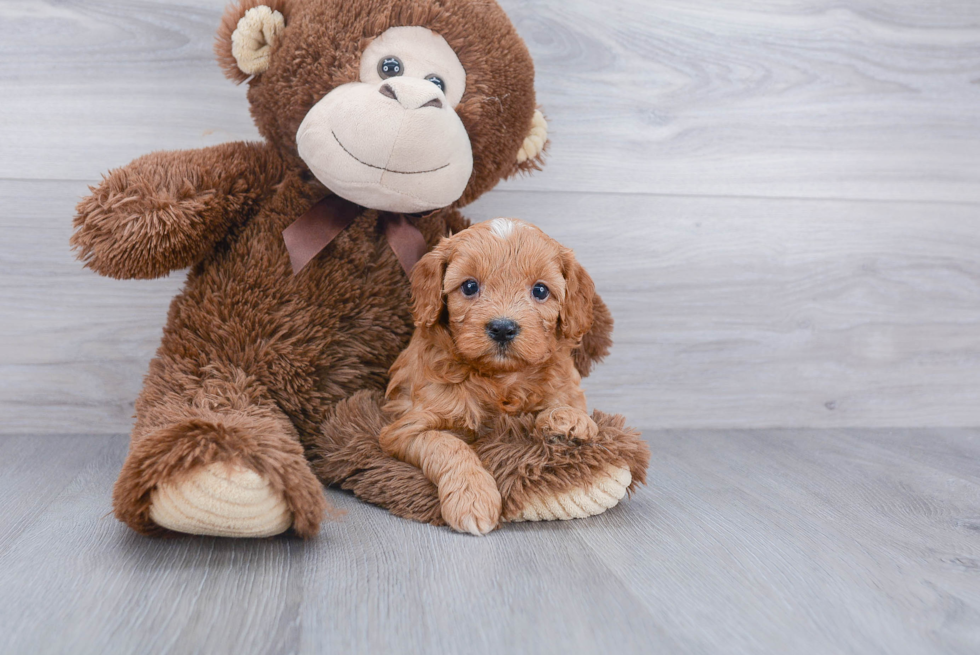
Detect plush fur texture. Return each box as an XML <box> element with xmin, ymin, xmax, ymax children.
<box><xmin>73</xmin><ymin>142</ymin><xmax>286</xmax><ymax>280</ymax></box>
<box><xmin>72</xmin><ymin>0</ymin><xmax>628</xmax><ymax>538</ymax></box>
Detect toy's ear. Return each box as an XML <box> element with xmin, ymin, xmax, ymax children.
<box><xmin>557</xmin><ymin>247</ymin><xmax>596</xmax><ymax>344</ymax></box>
<box><xmin>216</xmin><ymin>1</ymin><xmax>291</xmax><ymax>83</ymax></box>
<box><xmin>514</xmin><ymin>109</ymin><xmax>549</xmax><ymax>174</ymax></box>
<box><xmin>410</xmin><ymin>239</ymin><xmax>453</xmax><ymax>329</ymax></box>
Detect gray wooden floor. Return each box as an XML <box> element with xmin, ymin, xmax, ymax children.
<box><xmin>1</xmin><ymin>429</ymin><xmax>979</xmax><ymax>654</ymax></box>
<box><xmin>2</xmin><ymin>0</ymin><xmax>980</xmax><ymax>653</ymax></box>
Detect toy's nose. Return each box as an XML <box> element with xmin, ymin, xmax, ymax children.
<box><xmin>486</xmin><ymin>318</ymin><xmax>520</xmax><ymax>344</ymax></box>
<box><xmin>379</xmin><ymin>78</ymin><xmax>444</xmax><ymax>110</ymax></box>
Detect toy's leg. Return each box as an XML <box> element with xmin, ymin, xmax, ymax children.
<box><xmin>112</xmin><ymin>362</ymin><xmax>329</xmax><ymax>538</ymax></box>
<box><xmin>311</xmin><ymin>391</ymin><xmax>443</xmax><ymax>525</ymax></box>
<box><xmin>312</xmin><ymin>391</ymin><xmax>649</xmax><ymax>526</ymax></box>
<box><xmin>475</xmin><ymin>412</ymin><xmax>650</xmax><ymax>523</ymax></box>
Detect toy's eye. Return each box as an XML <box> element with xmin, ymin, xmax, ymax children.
<box><xmin>425</xmin><ymin>75</ymin><xmax>445</xmax><ymax>92</ymax></box>
<box><xmin>532</xmin><ymin>283</ymin><xmax>550</xmax><ymax>301</ymax></box>
<box><xmin>378</xmin><ymin>57</ymin><xmax>403</xmax><ymax>79</ymax></box>
<box><xmin>461</xmin><ymin>279</ymin><xmax>480</xmax><ymax>297</ymax></box>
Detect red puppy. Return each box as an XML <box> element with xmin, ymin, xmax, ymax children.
<box><xmin>379</xmin><ymin>218</ymin><xmax>598</xmax><ymax>534</ymax></box>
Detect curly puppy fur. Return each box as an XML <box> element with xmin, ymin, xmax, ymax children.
<box><xmin>376</xmin><ymin>220</ymin><xmax>623</xmax><ymax>534</ymax></box>
<box><xmin>72</xmin><ymin>0</ymin><xmax>614</xmax><ymax>537</ymax></box>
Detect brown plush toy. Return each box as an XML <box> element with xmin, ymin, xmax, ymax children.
<box><xmin>71</xmin><ymin>0</ymin><xmax>649</xmax><ymax>538</ymax></box>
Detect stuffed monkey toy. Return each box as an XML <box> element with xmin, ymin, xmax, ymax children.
<box><xmin>72</xmin><ymin>0</ymin><xmax>649</xmax><ymax>538</ymax></box>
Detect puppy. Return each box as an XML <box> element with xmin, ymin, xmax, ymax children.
<box><xmin>379</xmin><ymin>218</ymin><xmax>599</xmax><ymax>535</ymax></box>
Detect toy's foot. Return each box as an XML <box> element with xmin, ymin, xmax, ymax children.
<box><xmin>480</xmin><ymin>410</ymin><xmax>649</xmax><ymax>525</ymax></box>
<box><xmin>114</xmin><ymin>411</ymin><xmax>330</xmax><ymax>538</ymax></box>
<box><xmin>149</xmin><ymin>461</ymin><xmax>293</xmax><ymax>537</ymax></box>
<box><xmin>508</xmin><ymin>464</ymin><xmax>631</xmax><ymax>522</ymax></box>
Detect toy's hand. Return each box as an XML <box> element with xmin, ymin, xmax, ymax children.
<box><xmin>438</xmin><ymin>464</ymin><xmax>502</xmax><ymax>536</ymax></box>
<box><xmin>72</xmin><ymin>141</ymin><xmax>283</xmax><ymax>279</ymax></box>
<box><xmin>536</xmin><ymin>406</ymin><xmax>599</xmax><ymax>442</ymax></box>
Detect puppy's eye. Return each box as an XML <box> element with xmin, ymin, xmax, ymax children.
<box><xmin>425</xmin><ymin>75</ymin><xmax>445</xmax><ymax>92</ymax></box>
<box><xmin>461</xmin><ymin>279</ymin><xmax>480</xmax><ymax>297</ymax></box>
<box><xmin>532</xmin><ymin>283</ymin><xmax>550</xmax><ymax>301</ymax></box>
<box><xmin>378</xmin><ymin>57</ymin><xmax>403</xmax><ymax>79</ymax></box>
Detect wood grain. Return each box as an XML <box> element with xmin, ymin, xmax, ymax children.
<box><xmin>576</xmin><ymin>427</ymin><xmax>980</xmax><ymax>654</ymax></box>
<box><xmin>468</xmin><ymin>190</ymin><xmax>980</xmax><ymax>428</ymax></box>
<box><xmin>2</xmin><ymin>5</ymin><xmax>979</xmax><ymax>426</ymax></box>
<box><xmin>1</xmin><ymin>429</ymin><xmax>978</xmax><ymax>654</ymax></box>
<box><xmin>4</xmin><ymin>2</ymin><xmax>980</xmax><ymax>653</ymax></box>
<box><xmin>2</xmin><ymin>1</ymin><xmax>978</xmax><ymax>202</ymax></box>
<box><xmin>5</xmin><ymin>179</ymin><xmax>979</xmax><ymax>433</ymax></box>
<box><xmin>0</xmin><ymin>434</ymin><xmax>113</xmax><ymax>548</ymax></box>
<box><xmin>507</xmin><ymin>0</ymin><xmax>980</xmax><ymax>202</ymax></box>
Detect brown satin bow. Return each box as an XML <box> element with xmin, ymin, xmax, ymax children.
<box><xmin>282</xmin><ymin>195</ymin><xmax>428</xmax><ymax>276</ymax></box>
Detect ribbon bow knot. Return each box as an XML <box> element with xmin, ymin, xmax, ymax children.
<box><xmin>282</xmin><ymin>195</ymin><xmax>428</xmax><ymax>276</ymax></box>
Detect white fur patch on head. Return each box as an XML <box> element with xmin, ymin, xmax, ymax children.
<box><xmin>489</xmin><ymin>218</ymin><xmax>522</xmax><ymax>239</ymax></box>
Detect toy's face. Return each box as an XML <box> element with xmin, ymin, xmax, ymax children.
<box><xmin>218</xmin><ymin>0</ymin><xmax>549</xmax><ymax>211</ymax></box>
<box><xmin>296</xmin><ymin>27</ymin><xmax>474</xmax><ymax>213</ymax></box>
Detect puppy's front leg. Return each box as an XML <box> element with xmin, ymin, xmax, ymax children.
<box><xmin>536</xmin><ymin>405</ymin><xmax>599</xmax><ymax>442</ymax></box>
<box><xmin>380</xmin><ymin>412</ymin><xmax>501</xmax><ymax>535</ymax></box>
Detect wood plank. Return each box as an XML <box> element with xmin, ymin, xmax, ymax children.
<box><xmin>0</xmin><ymin>435</ymin><xmax>315</xmax><ymax>655</ymax></box>
<box><xmin>1</xmin><ymin>1</ymin><xmax>978</xmax><ymax>202</ymax></box>
<box><xmin>468</xmin><ymin>190</ymin><xmax>980</xmax><ymax>428</ymax></box>
<box><xmin>1</xmin><ymin>429</ymin><xmax>978</xmax><ymax>654</ymax></box>
<box><xmin>7</xmin><ymin>179</ymin><xmax>978</xmax><ymax>433</ymax></box>
<box><xmin>298</xmin><ymin>492</ymin><xmax>674</xmax><ymax>654</ymax></box>
<box><xmin>0</xmin><ymin>179</ymin><xmax>185</xmax><ymax>434</ymax></box>
<box><xmin>0</xmin><ymin>435</ymin><xmax>115</xmax><ymax>549</ymax></box>
<box><xmin>0</xmin><ymin>434</ymin><xmax>668</xmax><ymax>655</ymax></box>
<box><xmin>575</xmin><ymin>427</ymin><xmax>980</xmax><ymax>654</ymax></box>
<box><xmin>855</xmin><ymin>427</ymin><xmax>980</xmax><ymax>484</ymax></box>
<box><xmin>506</xmin><ymin>0</ymin><xmax>980</xmax><ymax>202</ymax></box>
<box><xmin>0</xmin><ymin>0</ymin><xmax>253</xmax><ymax>182</ymax></box>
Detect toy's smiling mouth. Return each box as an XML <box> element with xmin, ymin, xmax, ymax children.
<box><xmin>332</xmin><ymin>131</ymin><xmax>450</xmax><ymax>175</ymax></box>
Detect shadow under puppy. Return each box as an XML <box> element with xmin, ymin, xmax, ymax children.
<box><xmin>380</xmin><ymin>218</ymin><xmax>605</xmax><ymax>534</ymax></box>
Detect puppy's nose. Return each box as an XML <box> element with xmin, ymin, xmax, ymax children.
<box><xmin>486</xmin><ymin>318</ymin><xmax>520</xmax><ymax>344</ymax></box>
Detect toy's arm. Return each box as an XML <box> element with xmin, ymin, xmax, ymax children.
<box><xmin>71</xmin><ymin>141</ymin><xmax>285</xmax><ymax>279</ymax></box>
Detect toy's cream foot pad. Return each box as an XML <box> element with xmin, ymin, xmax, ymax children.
<box><xmin>509</xmin><ymin>464</ymin><xmax>632</xmax><ymax>522</ymax></box>
<box><xmin>149</xmin><ymin>462</ymin><xmax>293</xmax><ymax>537</ymax></box>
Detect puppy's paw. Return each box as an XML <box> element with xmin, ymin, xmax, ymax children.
<box><xmin>438</xmin><ymin>466</ymin><xmax>502</xmax><ymax>536</ymax></box>
<box><xmin>536</xmin><ymin>406</ymin><xmax>599</xmax><ymax>442</ymax></box>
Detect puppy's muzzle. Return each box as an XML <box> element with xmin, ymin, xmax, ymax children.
<box><xmin>486</xmin><ymin>318</ymin><xmax>520</xmax><ymax>345</ymax></box>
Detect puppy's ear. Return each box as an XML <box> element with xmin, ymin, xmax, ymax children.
<box><xmin>410</xmin><ymin>239</ymin><xmax>452</xmax><ymax>328</ymax></box>
<box><xmin>558</xmin><ymin>248</ymin><xmax>596</xmax><ymax>344</ymax></box>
